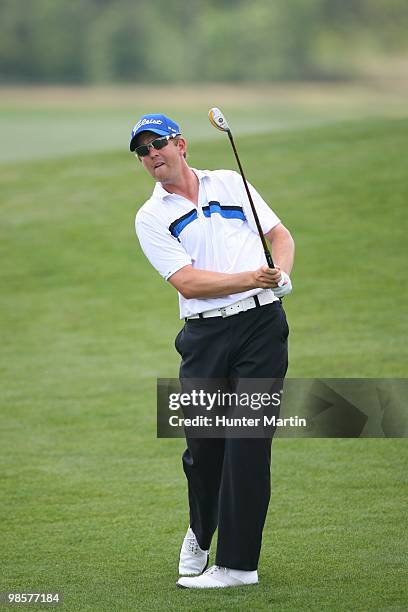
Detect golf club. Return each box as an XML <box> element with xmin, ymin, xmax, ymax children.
<box><xmin>208</xmin><ymin>107</ymin><xmax>275</xmax><ymax>269</ymax></box>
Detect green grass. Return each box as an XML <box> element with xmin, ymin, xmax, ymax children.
<box><xmin>1</xmin><ymin>115</ymin><xmax>407</xmax><ymax>610</ymax></box>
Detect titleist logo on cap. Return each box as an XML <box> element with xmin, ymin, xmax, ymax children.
<box><xmin>134</xmin><ymin>118</ymin><xmax>163</xmax><ymax>132</ymax></box>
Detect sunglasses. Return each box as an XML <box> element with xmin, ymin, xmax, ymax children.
<box><xmin>134</xmin><ymin>134</ymin><xmax>180</xmax><ymax>157</ymax></box>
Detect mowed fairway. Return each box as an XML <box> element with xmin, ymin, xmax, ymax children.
<box><xmin>1</xmin><ymin>112</ymin><xmax>407</xmax><ymax>610</ymax></box>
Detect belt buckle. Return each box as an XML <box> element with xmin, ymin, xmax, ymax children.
<box><xmin>219</xmin><ymin>306</ymin><xmax>228</xmax><ymax>318</ymax></box>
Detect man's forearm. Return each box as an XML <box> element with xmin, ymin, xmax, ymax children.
<box><xmin>268</xmin><ymin>226</ymin><xmax>295</xmax><ymax>275</ymax></box>
<box><xmin>169</xmin><ymin>262</ymin><xmax>284</xmax><ymax>299</ymax></box>
<box><xmin>169</xmin><ymin>267</ymin><xmax>256</xmax><ymax>299</ymax></box>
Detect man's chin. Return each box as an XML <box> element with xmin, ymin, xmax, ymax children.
<box><xmin>155</xmin><ymin>170</ymin><xmax>173</xmax><ymax>184</ymax></box>
<box><xmin>153</xmin><ymin>166</ymin><xmax>168</xmax><ymax>180</ymax></box>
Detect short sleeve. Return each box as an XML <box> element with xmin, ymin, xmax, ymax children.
<box><xmin>135</xmin><ymin>211</ymin><xmax>192</xmax><ymax>280</ymax></box>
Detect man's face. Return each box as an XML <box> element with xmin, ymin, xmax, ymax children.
<box><xmin>136</xmin><ymin>131</ymin><xmax>186</xmax><ymax>184</ymax></box>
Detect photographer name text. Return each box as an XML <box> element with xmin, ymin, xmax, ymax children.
<box><xmin>168</xmin><ymin>415</ymin><xmax>307</xmax><ymax>428</ymax></box>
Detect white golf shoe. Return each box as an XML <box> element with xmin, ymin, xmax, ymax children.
<box><xmin>177</xmin><ymin>565</ymin><xmax>259</xmax><ymax>589</ymax></box>
<box><xmin>178</xmin><ymin>527</ymin><xmax>209</xmax><ymax>576</ymax></box>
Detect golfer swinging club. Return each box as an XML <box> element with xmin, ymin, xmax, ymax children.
<box><xmin>130</xmin><ymin>113</ymin><xmax>295</xmax><ymax>589</ymax></box>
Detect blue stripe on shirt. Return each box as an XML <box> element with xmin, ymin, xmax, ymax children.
<box><xmin>169</xmin><ymin>209</ymin><xmax>198</xmax><ymax>239</ymax></box>
<box><xmin>202</xmin><ymin>201</ymin><xmax>246</xmax><ymax>221</ymax></box>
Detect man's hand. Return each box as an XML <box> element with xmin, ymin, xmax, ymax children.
<box><xmin>252</xmin><ymin>265</ymin><xmax>282</xmax><ymax>289</ymax></box>
<box><xmin>252</xmin><ymin>265</ymin><xmax>293</xmax><ymax>297</ymax></box>
<box><xmin>272</xmin><ymin>271</ymin><xmax>292</xmax><ymax>297</ymax></box>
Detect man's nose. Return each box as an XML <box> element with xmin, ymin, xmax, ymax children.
<box><xmin>148</xmin><ymin>143</ymin><xmax>159</xmax><ymax>157</ymax></box>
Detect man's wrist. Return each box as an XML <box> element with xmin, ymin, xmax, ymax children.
<box><xmin>247</xmin><ymin>270</ymin><xmax>258</xmax><ymax>290</ymax></box>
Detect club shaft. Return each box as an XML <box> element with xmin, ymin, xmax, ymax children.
<box><xmin>227</xmin><ymin>131</ymin><xmax>274</xmax><ymax>268</ymax></box>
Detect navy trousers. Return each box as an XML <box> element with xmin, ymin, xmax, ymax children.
<box><xmin>175</xmin><ymin>301</ymin><xmax>289</xmax><ymax>571</ymax></box>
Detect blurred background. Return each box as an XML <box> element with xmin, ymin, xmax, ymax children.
<box><xmin>1</xmin><ymin>2</ymin><xmax>407</xmax><ymax>611</ymax></box>
<box><xmin>1</xmin><ymin>0</ymin><xmax>408</xmax><ymax>84</ymax></box>
<box><xmin>1</xmin><ymin>0</ymin><xmax>408</xmax><ymax>161</ymax></box>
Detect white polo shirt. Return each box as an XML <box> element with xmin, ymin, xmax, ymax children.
<box><xmin>135</xmin><ymin>168</ymin><xmax>281</xmax><ymax>319</ymax></box>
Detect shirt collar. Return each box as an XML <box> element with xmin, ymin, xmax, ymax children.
<box><xmin>152</xmin><ymin>168</ymin><xmax>210</xmax><ymax>200</ymax></box>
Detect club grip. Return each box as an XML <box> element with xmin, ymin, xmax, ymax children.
<box><xmin>265</xmin><ymin>250</ymin><xmax>274</xmax><ymax>268</ymax></box>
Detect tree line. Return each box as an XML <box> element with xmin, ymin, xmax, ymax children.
<box><xmin>0</xmin><ymin>0</ymin><xmax>407</xmax><ymax>83</ymax></box>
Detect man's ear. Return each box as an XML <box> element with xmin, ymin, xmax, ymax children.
<box><xmin>176</xmin><ymin>137</ymin><xmax>187</xmax><ymax>155</ymax></box>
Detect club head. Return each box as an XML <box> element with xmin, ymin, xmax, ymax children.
<box><xmin>208</xmin><ymin>107</ymin><xmax>230</xmax><ymax>132</ymax></box>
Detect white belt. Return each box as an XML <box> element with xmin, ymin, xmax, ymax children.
<box><xmin>185</xmin><ymin>289</ymin><xmax>278</xmax><ymax>320</ymax></box>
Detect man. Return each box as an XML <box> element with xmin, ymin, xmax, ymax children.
<box><xmin>130</xmin><ymin>113</ymin><xmax>294</xmax><ymax>589</ymax></box>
